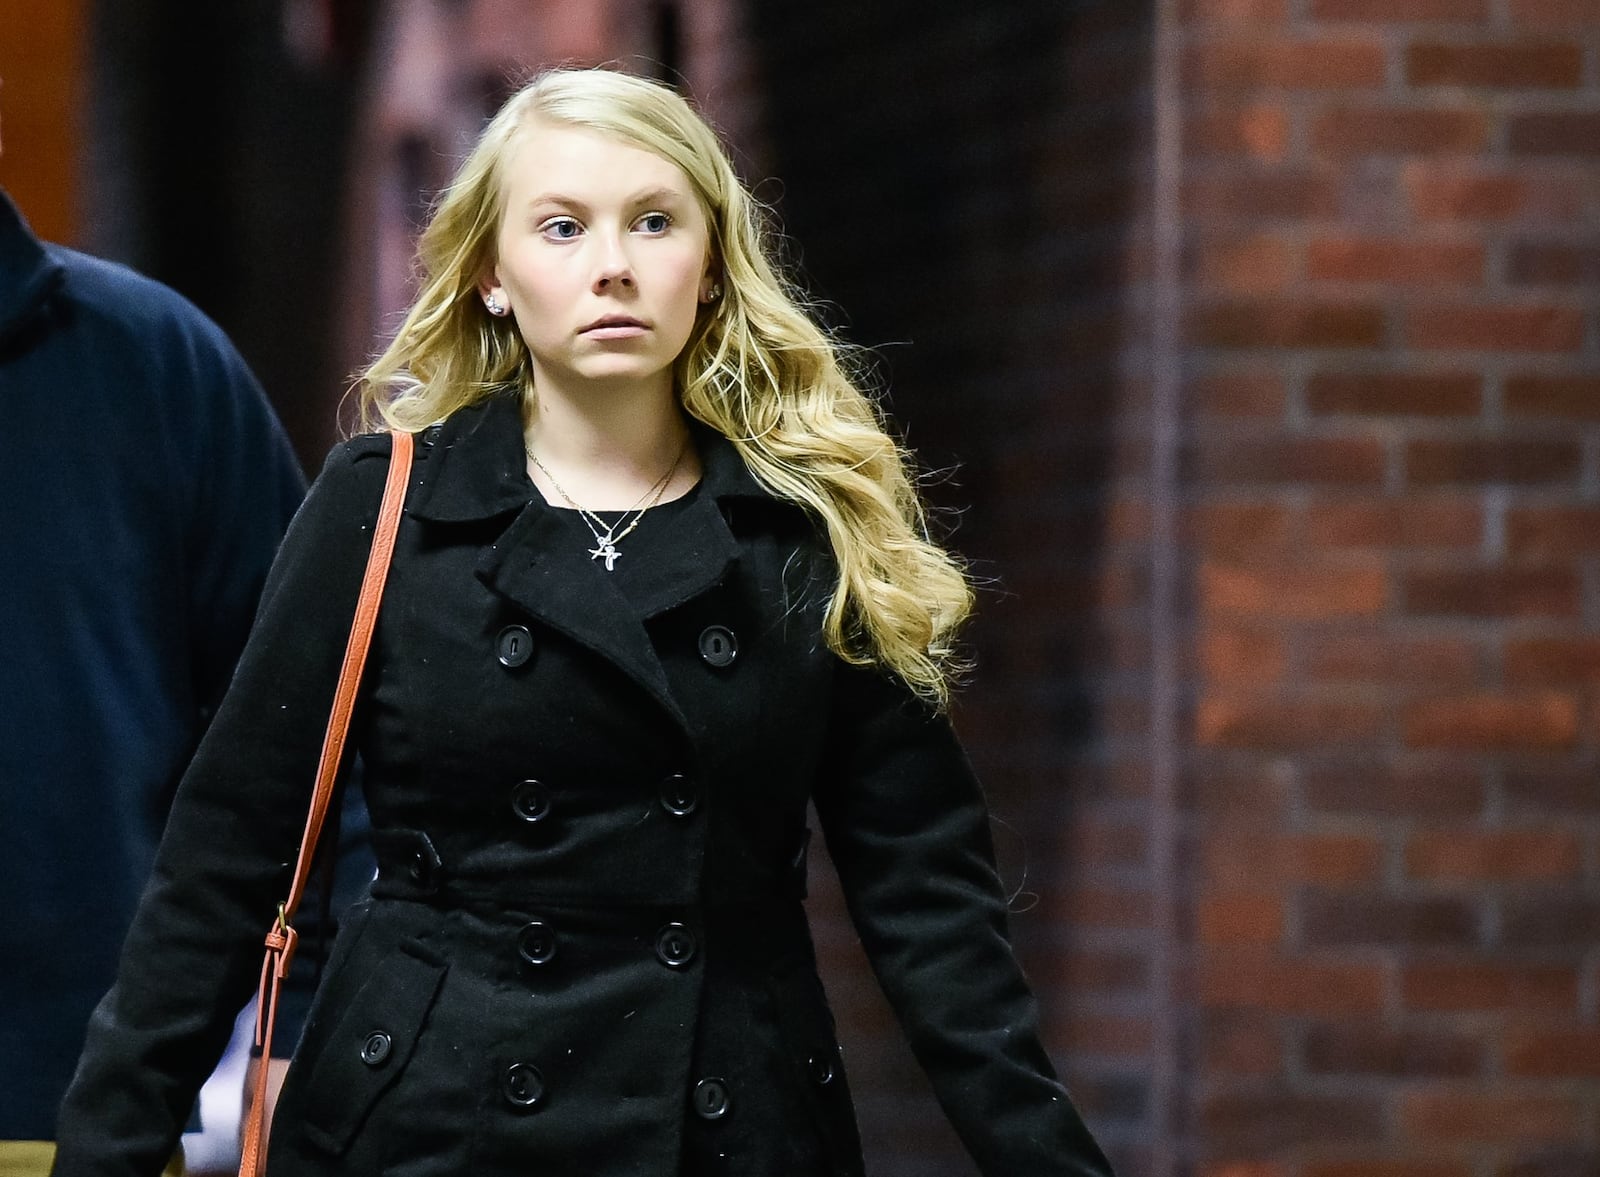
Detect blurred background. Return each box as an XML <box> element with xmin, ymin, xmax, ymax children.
<box><xmin>3</xmin><ymin>1</ymin><xmax>1597</xmax><ymax>1174</ymax></box>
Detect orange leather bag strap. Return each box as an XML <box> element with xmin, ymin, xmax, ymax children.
<box><xmin>239</xmin><ymin>428</ymin><xmax>414</xmax><ymax>1177</ymax></box>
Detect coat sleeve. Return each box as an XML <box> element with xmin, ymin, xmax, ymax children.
<box><xmin>154</xmin><ymin>306</ymin><xmax>362</xmax><ymax>1059</ymax></box>
<box><xmin>50</xmin><ymin>438</ymin><xmax>393</xmax><ymax>1177</ymax></box>
<box><xmin>813</xmin><ymin>663</ymin><xmax>1116</xmax><ymax>1177</ymax></box>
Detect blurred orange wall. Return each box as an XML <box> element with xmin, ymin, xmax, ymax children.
<box><xmin>0</xmin><ymin>0</ymin><xmax>84</xmax><ymax>244</ymax></box>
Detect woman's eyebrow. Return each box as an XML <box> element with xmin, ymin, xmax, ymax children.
<box><xmin>524</xmin><ymin>186</ymin><xmax>689</xmax><ymax>212</ymax></box>
<box><xmin>524</xmin><ymin>192</ymin><xmax>589</xmax><ymax>214</ymax></box>
<box><xmin>625</xmin><ymin>186</ymin><xmax>691</xmax><ymax>206</ymax></box>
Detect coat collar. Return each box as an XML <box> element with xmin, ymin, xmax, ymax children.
<box><xmin>406</xmin><ymin>389</ymin><xmax>781</xmax><ymax>525</ymax></box>
<box><xmin>0</xmin><ymin>188</ymin><xmax>66</xmax><ymax>350</ymax></box>
<box><xmin>413</xmin><ymin>390</ymin><xmax>798</xmax><ymax>724</ymax></box>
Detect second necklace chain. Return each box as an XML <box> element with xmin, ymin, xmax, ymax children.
<box><xmin>528</xmin><ymin>441</ymin><xmax>686</xmax><ymax>571</ymax></box>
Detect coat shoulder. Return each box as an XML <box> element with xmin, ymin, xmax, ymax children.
<box><xmin>274</xmin><ymin>432</ymin><xmax>414</xmax><ymax>588</ymax></box>
<box><xmin>335</xmin><ymin>430</ymin><xmax>398</xmax><ymax>463</ymax></box>
<box><xmin>326</xmin><ymin>425</ymin><xmax>444</xmax><ymax>475</ymax></box>
<box><xmin>308</xmin><ymin>431</ymin><xmax>409</xmax><ymax>498</ymax></box>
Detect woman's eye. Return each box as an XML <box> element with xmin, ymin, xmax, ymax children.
<box><xmin>637</xmin><ymin>212</ymin><xmax>671</xmax><ymax>234</ymax></box>
<box><xmin>541</xmin><ymin>218</ymin><xmax>582</xmax><ymax>240</ymax></box>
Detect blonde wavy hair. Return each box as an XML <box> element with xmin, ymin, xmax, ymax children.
<box><xmin>359</xmin><ymin>67</ymin><xmax>972</xmax><ymax>704</ymax></box>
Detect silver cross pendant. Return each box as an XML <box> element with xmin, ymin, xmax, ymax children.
<box><xmin>589</xmin><ymin>541</ymin><xmax>621</xmax><ymax>571</ymax></box>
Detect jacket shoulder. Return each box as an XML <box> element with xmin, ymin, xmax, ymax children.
<box><xmin>304</xmin><ymin>428</ymin><xmax>440</xmax><ymax>523</ymax></box>
<box><xmin>328</xmin><ymin>425</ymin><xmax>440</xmax><ymax>465</ymax></box>
<box><xmin>292</xmin><ymin>432</ymin><xmax>402</xmax><ymax>525</ymax></box>
<box><xmin>336</xmin><ymin>430</ymin><xmax>397</xmax><ymax>461</ymax></box>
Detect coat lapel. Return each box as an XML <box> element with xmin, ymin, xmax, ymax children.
<box><xmin>475</xmin><ymin>503</ymin><xmax>687</xmax><ymax>726</ymax></box>
<box><xmin>414</xmin><ymin>392</ymin><xmax>793</xmax><ymax>728</ymax></box>
<box><xmin>623</xmin><ymin>490</ymin><xmax>741</xmax><ymax>621</ymax></box>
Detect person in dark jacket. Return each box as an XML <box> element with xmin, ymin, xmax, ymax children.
<box><xmin>51</xmin><ymin>68</ymin><xmax>1115</xmax><ymax>1177</ymax></box>
<box><xmin>0</xmin><ymin>172</ymin><xmax>309</xmax><ymax>1172</ymax></box>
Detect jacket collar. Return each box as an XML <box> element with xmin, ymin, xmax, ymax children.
<box><xmin>414</xmin><ymin>389</ymin><xmax>796</xmax><ymax>723</ymax></box>
<box><xmin>406</xmin><ymin>389</ymin><xmax>781</xmax><ymax>524</ymax></box>
<box><xmin>0</xmin><ymin>188</ymin><xmax>66</xmax><ymax>350</ymax></box>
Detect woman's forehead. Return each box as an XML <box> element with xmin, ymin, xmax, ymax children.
<box><xmin>502</xmin><ymin>121</ymin><xmax>696</xmax><ymax>202</ymax></box>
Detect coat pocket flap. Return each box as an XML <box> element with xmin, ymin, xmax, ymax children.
<box><xmin>301</xmin><ymin>940</ymin><xmax>448</xmax><ymax>1153</ymax></box>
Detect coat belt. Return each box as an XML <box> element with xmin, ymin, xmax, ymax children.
<box><xmin>367</xmin><ymin>827</ymin><xmax>810</xmax><ymax>914</ymax></box>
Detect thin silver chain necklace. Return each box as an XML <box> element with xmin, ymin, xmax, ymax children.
<box><xmin>528</xmin><ymin>442</ymin><xmax>685</xmax><ymax>571</ymax></box>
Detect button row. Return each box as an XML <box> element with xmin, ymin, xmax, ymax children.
<box><xmin>514</xmin><ymin>919</ymin><xmax>699</xmax><ymax>970</ymax></box>
<box><xmin>494</xmin><ymin>624</ymin><xmax>740</xmax><ymax>671</ymax></box>
<box><xmin>507</xmin><ymin>775</ymin><xmax>699</xmax><ymax>824</ymax></box>
<box><xmin>355</xmin><ymin>1033</ymin><xmax>767</xmax><ymax>1123</ymax></box>
<box><xmin>496</xmin><ymin>1064</ymin><xmax>732</xmax><ymax>1117</ymax></box>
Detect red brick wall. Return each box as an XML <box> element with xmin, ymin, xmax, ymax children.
<box><xmin>1180</xmin><ymin>0</ymin><xmax>1600</xmax><ymax>1173</ymax></box>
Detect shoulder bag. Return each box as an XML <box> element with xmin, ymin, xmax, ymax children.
<box><xmin>238</xmin><ymin>428</ymin><xmax>415</xmax><ymax>1177</ymax></box>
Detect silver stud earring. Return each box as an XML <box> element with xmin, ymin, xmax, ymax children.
<box><xmin>704</xmin><ymin>284</ymin><xmax>722</xmax><ymax>303</ymax></box>
<box><xmin>485</xmin><ymin>294</ymin><xmax>506</xmax><ymax>316</ymax></box>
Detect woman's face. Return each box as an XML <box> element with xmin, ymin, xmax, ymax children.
<box><xmin>484</xmin><ymin>121</ymin><xmax>715</xmax><ymax>396</ymax></box>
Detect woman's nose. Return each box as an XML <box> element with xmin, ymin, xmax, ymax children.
<box><xmin>592</xmin><ymin>235</ymin><xmax>635</xmax><ymax>291</ymax></box>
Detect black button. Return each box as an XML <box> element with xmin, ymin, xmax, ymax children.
<box><xmin>496</xmin><ymin>625</ymin><xmax>535</xmax><ymax>668</ymax></box>
<box><xmin>697</xmin><ymin>625</ymin><xmax>738</xmax><ymax>668</ymax></box>
<box><xmin>655</xmin><ymin>922</ymin><xmax>696</xmax><ymax>968</ymax></box>
<box><xmin>658</xmin><ymin>773</ymin><xmax>697</xmax><ymax>817</ymax></box>
<box><xmin>407</xmin><ymin>849</ymin><xmax>432</xmax><ymax>884</ymax></box>
<box><xmin>359</xmin><ymin>1031</ymin><xmax>392</xmax><ymax>1067</ymax></box>
<box><xmin>808</xmin><ymin>1051</ymin><xmax>836</xmax><ymax>1086</ymax></box>
<box><xmin>692</xmin><ymin>1077</ymin><xmax>730</xmax><ymax>1120</ymax></box>
<box><xmin>518</xmin><ymin>920</ymin><xmax>558</xmax><ymax>966</ymax></box>
<box><xmin>502</xmin><ymin>1062</ymin><xmax>545</xmax><ymax>1108</ymax></box>
<box><xmin>511</xmin><ymin>779</ymin><xmax>551</xmax><ymax>823</ymax></box>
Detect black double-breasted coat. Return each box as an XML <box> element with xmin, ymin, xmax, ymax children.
<box><xmin>51</xmin><ymin>392</ymin><xmax>1114</xmax><ymax>1177</ymax></box>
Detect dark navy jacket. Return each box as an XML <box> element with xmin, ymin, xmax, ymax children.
<box><xmin>0</xmin><ymin>189</ymin><xmax>308</xmax><ymax>1139</ymax></box>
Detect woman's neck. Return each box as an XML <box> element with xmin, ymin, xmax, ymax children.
<box><xmin>522</xmin><ymin>384</ymin><xmax>699</xmax><ymax>511</ymax></box>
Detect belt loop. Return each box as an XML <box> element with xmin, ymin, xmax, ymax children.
<box><xmin>371</xmin><ymin>828</ymin><xmax>444</xmax><ymax>894</ymax></box>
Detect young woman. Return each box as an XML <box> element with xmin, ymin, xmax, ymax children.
<box><xmin>52</xmin><ymin>68</ymin><xmax>1114</xmax><ymax>1177</ymax></box>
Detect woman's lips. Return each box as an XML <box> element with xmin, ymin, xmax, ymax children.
<box><xmin>581</xmin><ymin>315</ymin><xmax>649</xmax><ymax>338</ymax></box>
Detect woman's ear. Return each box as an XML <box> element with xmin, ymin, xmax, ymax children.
<box><xmin>478</xmin><ymin>270</ymin><xmax>510</xmax><ymax>317</ymax></box>
<box><xmin>695</xmin><ymin>244</ymin><xmax>721</xmax><ymax>305</ymax></box>
<box><xmin>698</xmin><ymin>262</ymin><xmax>723</xmax><ymax>306</ymax></box>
